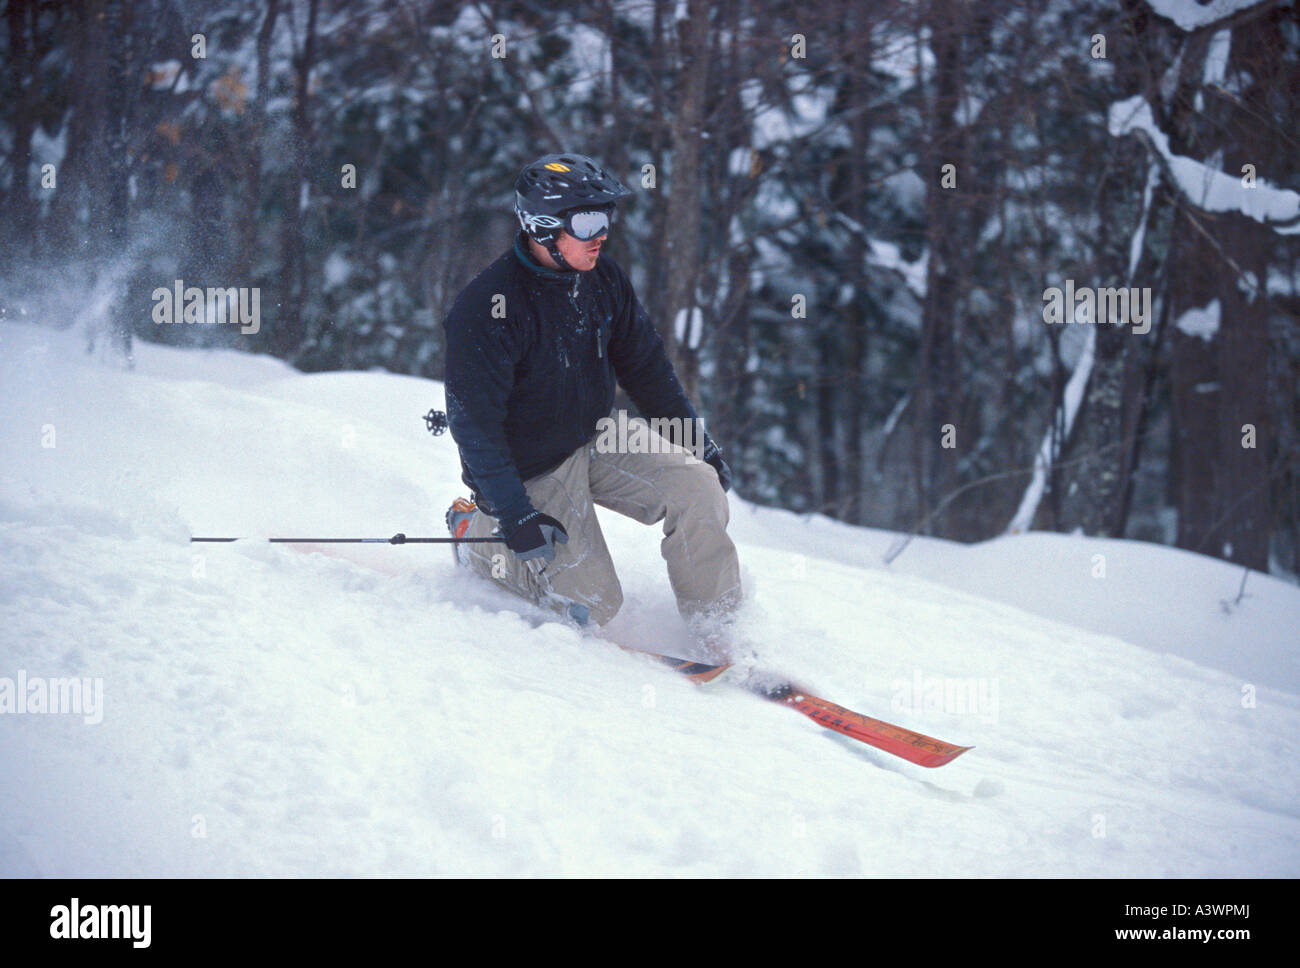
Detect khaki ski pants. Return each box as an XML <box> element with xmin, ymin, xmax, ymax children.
<box><xmin>461</xmin><ymin>413</ymin><xmax>742</xmax><ymax>627</ymax></box>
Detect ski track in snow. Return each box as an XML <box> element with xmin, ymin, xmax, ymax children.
<box><xmin>1</xmin><ymin>322</ymin><xmax>1298</xmax><ymax>876</ymax></box>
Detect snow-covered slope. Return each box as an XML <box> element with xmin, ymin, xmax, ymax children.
<box><xmin>2</xmin><ymin>322</ymin><xmax>1298</xmax><ymax>876</ymax></box>
<box><xmin>730</xmin><ymin>510</ymin><xmax>1300</xmax><ymax>695</ymax></box>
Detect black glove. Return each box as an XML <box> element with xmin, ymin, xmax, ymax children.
<box><xmin>701</xmin><ymin>435</ymin><xmax>732</xmax><ymax>493</ymax></box>
<box><xmin>499</xmin><ymin>508</ymin><xmax>569</xmax><ymax>563</ymax></box>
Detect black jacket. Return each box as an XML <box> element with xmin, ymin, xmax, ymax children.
<box><xmin>443</xmin><ymin>232</ymin><xmax>697</xmax><ymax>522</ymax></box>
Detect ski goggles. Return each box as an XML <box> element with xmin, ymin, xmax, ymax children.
<box><xmin>562</xmin><ymin>206</ymin><xmax>617</xmax><ymax>241</ymax></box>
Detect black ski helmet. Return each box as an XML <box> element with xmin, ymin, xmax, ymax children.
<box><xmin>514</xmin><ymin>153</ymin><xmax>631</xmax><ymax>269</ymax></box>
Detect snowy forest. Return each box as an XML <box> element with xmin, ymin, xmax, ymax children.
<box><xmin>1</xmin><ymin>0</ymin><xmax>1298</xmax><ymax>577</ymax></box>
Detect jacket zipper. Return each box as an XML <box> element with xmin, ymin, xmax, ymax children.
<box><xmin>568</xmin><ymin>276</ymin><xmax>589</xmax><ymax>419</ymax></box>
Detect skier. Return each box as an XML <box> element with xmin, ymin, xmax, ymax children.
<box><xmin>442</xmin><ymin>152</ymin><xmax>742</xmax><ymax>656</ymax></box>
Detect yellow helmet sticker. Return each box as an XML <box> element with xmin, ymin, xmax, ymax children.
<box><xmin>543</xmin><ymin>162</ymin><xmax>571</xmax><ymax>172</ymax></box>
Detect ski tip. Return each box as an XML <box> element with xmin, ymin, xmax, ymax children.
<box><xmin>918</xmin><ymin>745</ymin><xmax>974</xmax><ymax>768</ymax></box>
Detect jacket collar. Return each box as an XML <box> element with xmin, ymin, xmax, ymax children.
<box><xmin>513</xmin><ymin>231</ymin><xmax>576</xmax><ymax>283</ymax></box>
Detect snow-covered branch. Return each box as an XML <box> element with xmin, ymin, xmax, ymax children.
<box><xmin>1144</xmin><ymin>0</ymin><xmax>1280</xmax><ymax>32</ymax></box>
<box><xmin>1108</xmin><ymin>95</ymin><xmax>1300</xmax><ymax>235</ymax></box>
<box><xmin>833</xmin><ymin>212</ymin><xmax>928</xmax><ymax>299</ymax></box>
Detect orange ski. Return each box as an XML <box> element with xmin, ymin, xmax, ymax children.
<box><xmin>619</xmin><ymin>647</ymin><xmax>732</xmax><ymax>683</ymax></box>
<box><xmin>763</xmin><ymin>684</ymin><xmax>973</xmax><ymax>768</ymax></box>
<box><xmin>637</xmin><ymin>648</ymin><xmax>972</xmax><ymax>768</ymax></box>
<box><xmin>655</xmin><ymin>655</ymin><xmax>733</xmax><ymax>683</ymax></box>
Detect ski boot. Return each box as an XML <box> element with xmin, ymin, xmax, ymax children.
<box><xmin>445</xmin><ymin>497</ymin><xmax>477</xmax><ymax>567</ymax></box>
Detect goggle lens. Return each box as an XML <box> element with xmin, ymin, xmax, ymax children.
<box><xmin>566</xmin><ymin>209</ymin><xmax>614</xmax><ymax>241</ymax></box>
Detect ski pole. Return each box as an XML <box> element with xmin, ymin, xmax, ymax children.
<box><xmin>190</xmin><ymin>533</ymin><xmax>503</xmax><ymax>544</ymax></box>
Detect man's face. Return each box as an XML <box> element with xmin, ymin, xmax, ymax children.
<box><xmin>554</xmin><ymin>227</ymin><xmax>607</xmax><ymax>272</ymax></box>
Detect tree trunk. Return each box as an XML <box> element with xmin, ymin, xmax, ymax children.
<box><xmin>843</xmin><ymin>1</ymin><xmax>873</xmax><ymax>525</ymax></box>
<box><xmin>817</xmin><ymin>334</ymin><xmax>840</xmax><ymax>512</ymax></box>
<box><xmin>233</xmin><ymin>0</ymin><xmax>280</xmax><ymax>284</ymax></box>
<box><xmin>277</xmin><ymin>0</ymin><xmax>318</xmax><ymax>359</ymax></box>
<box><xmin>1166</xmin><ymin>14</ymin><xmax>1278</xmax><ymax>571</ymax></box>
<box><xmin>661</xmin><ymin>0</ymin><xmax>710</xmax><ymax>403</ymax></box>
<box><xmin>1211</xmin><ymin>210</ymin><xmax>1272</xmax><ymax>569</ymax></box>
<box><xmin>912</xmin><ymin>0</ymin><xmax>966</xmax><ymax>535</ymax></box>
<box><xmin>3</xmin><ymin>0</ymin><xmax>37</xmax><ymax>257</ymax></box>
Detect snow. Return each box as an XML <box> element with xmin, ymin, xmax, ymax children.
<box><xmin>872</xmin><ymin>24</ymin><xmax>935</xmax><ymax>84</ymax></box>
<box><xmin>1202</xmin><ymin>28</ymin><xmax>1232</xmax><ymax>87</ymax></box>
<box><xmin>1175</xmin><ymin>299</ymin><xmax>1221</xmax><ymax>342</ymax></box>
<box><xmin>833</xmin><ymin>212</ymin><xmax>928</xmax><ymax>298</ymax></box>
<box><xmin>867</xmin><ymin>237</ymin><xmax>928</xmax><ymax>299</ymax></box>
<box><xmin>954</xmin><ymin>93</ymin><xmax>986</xmax><ymax>128</ymax></box>
<box><xmin>146</xmin><ymin>60</ymin><xmax>183</xmax><ymax>91</ymax></box>
<box><xmin>727</xmin><ymin>147</ymin><xmax>754</xmax><ymax>178</ymax></box>
<box><xmin>2</xmin><ymin>320</ymin><xmax>1299</xmax><ymax>876</ymax></box>
<box><xmin>433</xmin><ymin>5</ymin><xmax>492</xmax><ymax>54</ymax></box>
<box><xmin>561</xmin><ymin>24</ymin><xmax>611</xmax><ymax>101</ymax></box>
<box><xmin>1269</xmin><ymin>267</ymin><xmax>1298</xmax><ymax>298</ymax></box>
<box><xmin>753</xmin><ymin>179</ymin><xmax>798</xmax><ymax>224</ymax></box>
<box><xmin>673</xmin><ymin>306</ymin><xmax>703</xmax><ymax>350</ymax></box>
<box><xmin>740</xmin><ymin>79</ymin><xmax>835</xmax><ymax>151</ymax></box>
<box><xmin>882</xmin><ymin>170</ymin><xmax>926</xmax><ymax>216</ymax></box>
<box><xmin>880</xmin><ymin>392</ymin><xmax>910</xmax><ymax>439</ymax></box>
<box><xmin>1109</xmin><ymin>95</ymin><xmax>1300</xmax><ymax>235</ymax></box>
<box><xmin>1196</xmin><ymin>29</ymin><xmax>1231</xmax><ymax>111</ymax></box>
<box><xmin>614</xmin><ymin>0</ymin><xmax>656</xmax><ymax>31</ymax></box>
<box><xmin>738</xmin><ymin>508</ymin><xmax>1300</xmax><ymax>696</ymax></box>
<box><xmin>1129</xmin><ymin>165</ymin><xmax>1160</xmax><ymax>280</ymax></box>
<box><xmin>28</xmin><ymin>124</ymin><xmax>67</xmax><ymax>177</ymax></box>
<box><xmin>1144</xmin><ymin>0</ymin><xmax>1269</xmax><ymax>32</ymax></box>
<box><xmin>323</xmin><ymin>251</ymin><xmax>352</xmax><ymax>290</ymax></box>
